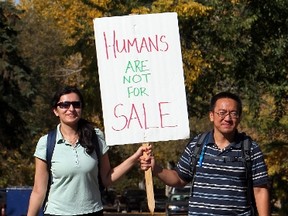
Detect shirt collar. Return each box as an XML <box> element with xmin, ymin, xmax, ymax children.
<box><xmin>56</xmin><ymin>124</ymin><xmax>65</xmax><ymax>144</ymax></box>
<box><xmin>207</xmin><ymin>130</ymin><xmax>242</xmax><ymax>149</ymax></box>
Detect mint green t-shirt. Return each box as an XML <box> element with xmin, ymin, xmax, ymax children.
<box><xmin>34</xmin><ymin>125</ymin><xmax>109</xmax><ymax>215</ymax></box>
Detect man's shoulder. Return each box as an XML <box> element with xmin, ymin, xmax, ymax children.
<box><xmin>185</xmin><ymin>130</ymin><xmax>212</xmax><ymax>150</ymax></box>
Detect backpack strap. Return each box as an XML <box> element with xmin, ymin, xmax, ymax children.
<box><xmin>92</xmin><ymin>133</ymin><xmax>105</xmax><ymax>193</ymax></box>
<box><xmin>46</xmin><ymin>129</ymin><xmax>57</xmax><ymax>171</ymax></box>
<box><xmin>190</xmin><ymin>131</ymin><xmax>209</xmax><ymax>192</ymax></box>
<box><xmin>242</xmin><ymin>135</ymin><xmax>257</xmax><ymax>215</ymax></box>
<box><xmin>44</xmin><ymin>129</ymin><xmax>57</xmax><ymax>208</ymax></box>
<box><xmin>92</xmin><ymin>133</ymin><xmax>101</xmax><ymax>164</ymax></box>
<box><xmin>191</xmin><ymin>131</ymin><xmax>209</xmax><ymax>170</ymax></box>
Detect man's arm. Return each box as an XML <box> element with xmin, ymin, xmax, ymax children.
<box><xmin>254</xmin><ymin>185</ymin><xmax>270</xmax><ymax>216</ymax></box>
<box><xmin>152</xmin><ymin>163</ymin><xmax>187</xmax><ymax>187</ymax></box>
<box><xmin>140</xmin><ymin>149</ymin><xmax>187</xmax><ymax>188</ymax></box>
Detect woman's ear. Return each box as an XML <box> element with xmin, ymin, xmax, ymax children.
<box><xmin>53</xmin><ymin>108</ymin><xmax>59</xmax><ymax>117</ymax></box>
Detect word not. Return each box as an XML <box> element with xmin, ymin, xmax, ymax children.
<box><xmin>103</xmin><ymin>30</ymin><xmax>169</xmax><ymax>60</ymax></box>
<box><xmin>123</xmin><ymin>74</ymin><xmax>151</xmax><ymax>84</ymax></box>
<box><xmin>111</xmin><ymin>102</ymin><xmax>178</xmax><ymax>131</ymax></box>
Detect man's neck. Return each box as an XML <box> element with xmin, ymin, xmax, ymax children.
<box><xmin>213</xmin><ymin>130</ymin><xmax>236</xmax><ymax>149</ymax></box>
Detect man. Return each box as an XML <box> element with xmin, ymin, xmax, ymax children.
<box><xmin>141</xmin><ymin>92</ymin><xmax>270</xmax><ymax>215</ymax></box>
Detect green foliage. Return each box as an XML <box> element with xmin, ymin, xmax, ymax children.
<box><xmin>1</xmin><ymin>1</ymin><xmax>32</xmax><ymax>148</ymax></box>
<box><xmin>248</xmin><ymin>0</ymin><xmax>288</xmax><ymax>121</ymax></box>
<box><xmin>0</xmin><ymin>1</ymin><xmax>37</xmax><ymax>187</ymax></box>
<box><xmin>17</xmin><ymin>6</ymin><xmax>74</xmax><ymax>133</ymax></box>
<box><xmin>1</xmin><ymin>0</ymin><xmax>287</xmax><ymax>212</ymax></box>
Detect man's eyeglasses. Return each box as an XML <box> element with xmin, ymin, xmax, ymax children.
<box><xmin>57</xmin><ymin>101</ymin><xmax>82</xmax><ymax>109</ymax></box>
<box><xmin>214</xmin><ymin>110</ymin><xmax>239</xmax><ymax>119</ymax></box>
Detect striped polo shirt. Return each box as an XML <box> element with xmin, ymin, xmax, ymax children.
<box><xmin>175</xmin><ymin>130</ymin><xmax>269</xmax><ymax>215</ymax></box>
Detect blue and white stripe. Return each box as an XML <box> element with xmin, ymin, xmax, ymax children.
<box><xmin>175</xmin><ymin>131</ymin><xmax>269</xmax><ymax>215</ymax></box>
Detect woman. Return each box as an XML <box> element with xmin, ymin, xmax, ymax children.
<box><xmin>27</xmin><ymin>86</ymin><xmax>147</xmax><ymax>216</ymax></box>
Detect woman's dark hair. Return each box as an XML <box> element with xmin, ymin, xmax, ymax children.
<box><xmin>51</xmin><ymin>86</ymin><xmax>84</xmax><ymax>109</ymax></box>
<box><xmin>51</xmin><ymin>86</ymin><xmax>96</xmax><ymax>154</ymax></box>
<box><xmin>209</xmin><ymin>92</ymin><xmax>242</xmax><ymax>117</ymax></box>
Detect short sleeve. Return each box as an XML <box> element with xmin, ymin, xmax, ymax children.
<box><xmin>175</xmin><ymin>136</ymin><xmax>199</xmax><ymax>182</ymax></box>
<box><xmin>95</xmin><ymin>128</ymin><xmax>109</xmax><ymax>155</ymax></box>
<box><xmin>34</xmin><ymin>134</ymin><xmax>48</xmax><ymax>161</ymax></box>
<box><xmin>251</xmin><ymin>141</ymin><xmax>269</xmax><ymax>186</ymax></box>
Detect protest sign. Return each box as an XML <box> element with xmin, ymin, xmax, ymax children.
<box><xmin>93</xmin><ymin>12</ymin><xmax>189</xmax><ymax>146</ymax></box>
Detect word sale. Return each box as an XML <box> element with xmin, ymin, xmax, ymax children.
<box><xmin>111</xmin><ymin>102</ymin><xmax>178</xmax><ymax>131</ymax></box>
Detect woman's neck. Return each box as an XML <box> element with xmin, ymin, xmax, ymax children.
<box><xmin>60</xmin><ymin>124</ymin><xmax>79</xmax><ymax>144</ymax></box>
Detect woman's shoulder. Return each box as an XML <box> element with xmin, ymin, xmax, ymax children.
<box><xmin>34</xmin><ymin>133</ymin><xmax>49</xmax><ymax>160</ymax></box>
<box><xmin>93</xmin><ymin>128</ymin><xmax>109</xmax><ymax>154</ymax></box>
<box><xmin>38</xmin><ymin>133</ymin><xmax>49</xmax><ymax>144</ymax></box>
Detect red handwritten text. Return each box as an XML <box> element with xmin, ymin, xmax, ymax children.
<box><xmin>112</xmin><ymin>102</ymin><xmax>177</xmax><ymax>131</ymax></box>
<box><xmin>103</xmin><ymin>30</ymin><xmax>169</xmax><ymax>60</ymax></box>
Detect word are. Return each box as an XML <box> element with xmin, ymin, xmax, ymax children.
<box><xmin>125</xmin><ymin>60</ymin><xmax>149</xmax><ymax>73</ymax></box>
<box><xmin>103</xmin><ymin>30</ymin><xmax>169</xmax><ymax>60</ymax></box>
<box><xmin>111</xmin><ymin>102</ymin><xmax>178</xmax><ymax>131</ymax></box>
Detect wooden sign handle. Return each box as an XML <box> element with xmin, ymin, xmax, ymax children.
<box><xmin>142</xmin><ymin>143</ymin><xmax>155</xmax><ymax>214</ymax></box>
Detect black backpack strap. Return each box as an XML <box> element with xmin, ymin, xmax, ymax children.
<box><xmin>242</xmin><ymin>135</ymin><xmax>257</xmax><ymax>215</ymax></box>
<box><xmin>190</xmin><ymin>131</ymin><xmax>209</xmax><ymax>192</ymax></box>
<box><xmin>92</xmin><ymin>133</ymin><xmax>101</xmax><ymax>164</ymax></box>
<box><xmin>46</xmin><ymin>129</ymin><xmax>57</xmax><ymax>170</ymax></box>
<box><xmin>92</xmin><ymin>132</ymin><xmax>105</xmax><ymax>194</ymax></box>
<box><xmin>191</xmin><ymin>131</ymin><xmax>209</xmax><ymax>170</ymax></box>
<box><xmin>44</xmin><ymin>129</ymin><xmax>57</xmax><ymax>208</ymax></box>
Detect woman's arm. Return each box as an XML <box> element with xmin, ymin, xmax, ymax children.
<box><xmin>100</xmin><ymin>145</ymin><xmax>147</xmax><ymax>187</ymax></box>
<box><xmin>27</xmin><ymin>158</ymin><xmax>49</xmax><ymax>216</ymax></box>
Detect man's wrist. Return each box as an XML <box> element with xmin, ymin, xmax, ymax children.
<box><xmin>152</xmin><ymin>165</ymin><xmax>163</xmax><ymax>175</ymax></box>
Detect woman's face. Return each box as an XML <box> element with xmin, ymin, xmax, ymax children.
<box><xmin>53</xmin><ymin>92</ymin><xmax>82</xmax><ymax>127</ymax></box>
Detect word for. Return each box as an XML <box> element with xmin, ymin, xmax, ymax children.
<box><xmin>126</xmin><ymin>86</ymin><xmax>148</xmax><ymax>98</ymax></box>
<box><xmin>103</xmin><ymin>30</ymin><xmax>169</xmax><ymax>60</ymax></box>
<box><xmin>111</xmin><ymin>102</ymin><xmax>178</xmax><ymax>131</ymax></box>
<box><xmin>123</xmin><ymin>60</ymin><xmax>151</xmax><ymax>98</ymax></box>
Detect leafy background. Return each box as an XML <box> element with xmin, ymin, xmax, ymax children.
<box><xmin>1</xmin><ymin>0</ymin><xmax>287</xmax><ymax>214</ymax></box>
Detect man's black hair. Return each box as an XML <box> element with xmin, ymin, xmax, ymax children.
<box><xmin>210</xmin><ymin>92</ymin><xmax>242</xmax><ymax>116</ymax></box>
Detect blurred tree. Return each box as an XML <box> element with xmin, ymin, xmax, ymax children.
<box><xmin>0</xmin><ymin>1</ymin><xmax>37</xmax><ymax>186</ymax></box>
<box><xmin>184</xmin><ymin>0</ymin><xmax>258</xmax><ymax>116</ymax></box>
<box><xmin>16</xmin><ymin>6</ymin><xmax>67</xmax><ymax>135</ymax></box>
<box><xmin>0</xmin><ymin>1</ymin><xmax>35</xmax><ymax>148</ymax></box>
<box><xmin>188</xmin><ymin>0</ymin><xmax>288</xmax><ymax>212</ymax></box>
<box><xmin>248</xmin><ymin>0</ymin><xmax>288</xmax><ymax>121</ymax></box>
<box><xmin>185</xmin><ymin>0</ymin><xmax>288</xmax><ymax>118</ymax></box>
<box><xmin>18</xmin><ymin>0</ymin><xmax>110</xmax><ymax>122</ymax></box>
<box><xmin>8</xmin><ymin>1</ymin><xmax>287</xmax><ymax>212</ymax></box>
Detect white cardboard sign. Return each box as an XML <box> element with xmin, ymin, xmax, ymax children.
<box><xmin>93</xmin><ymin>12</ymin><xmax>190</xmax><ymax>145</ymax></box>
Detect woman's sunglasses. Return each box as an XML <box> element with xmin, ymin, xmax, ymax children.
<box><xmin>56</xmin><ymin>101</ymin><xmax>82</xmax><ymax>109</ymax></box>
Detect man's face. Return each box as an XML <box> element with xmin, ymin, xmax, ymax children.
<box><xmin>209</xmin><ymin>98</ymin><xmax>241</xmax><ymax>135</ymax></box>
